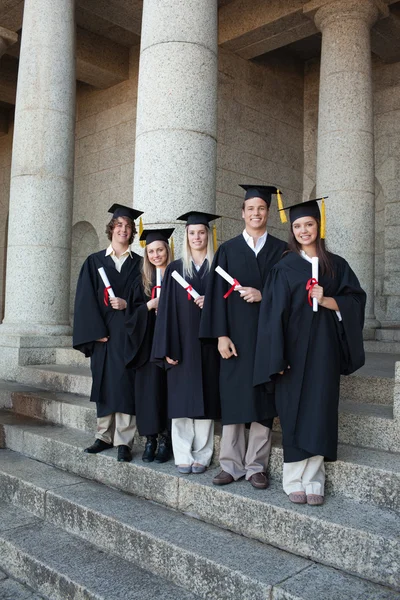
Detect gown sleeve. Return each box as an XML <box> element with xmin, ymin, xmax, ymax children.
<box><xmin>72</xmin><ymin>256</ymin><xmax>109</xmax><ymax>357</ymax></box>
<box><xmin>199</xmin><ymin>246</ymin><xmax>230</xmax><ymax>340</ymax></box>
<box><xmin>124</xmin><ymin>276</ymin><xmax>152</xmax><ymax>369</ymax></box>
<box><xmin>253</xmin><ymin>267</ymin><xmax>291</xmax><ymax>386</ymax></box>
<box><xmin>151</xmin><ymin>263</ymin><xmax>183</xmax><ymax>365</ymax></box>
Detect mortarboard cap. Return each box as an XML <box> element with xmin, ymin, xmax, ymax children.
<box><xmin>108</xmin><ymin>204</ymin><xmax>143</xmax><ymax>221</ymax></box>
<box><xmin>239</xmin><ymin>184</ymin><xmax>280</xmax><ymax>207</ymax></box>
<box><xmin>140</xmin><ymin>228</ymin><xmax>174</xmax><ymax>245</ymax></box>
<box><xmin>278</xmin><ymin>197</ymin><xmax>328</xmax><ymax>238</ymax></box>
<box><xmin>177</xmin><ymin>211</ymin><xmax>220</xmax><ymax>227</ymax></box>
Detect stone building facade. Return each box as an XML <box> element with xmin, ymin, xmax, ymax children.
<box><xmin>0</xmin><ymin>0</ymin><xmax>399</xmax><ymax>377</ymax></box>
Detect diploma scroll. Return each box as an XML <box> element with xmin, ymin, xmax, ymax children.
<box><xmin>215</xmin><ymin>266</ymin><xmax>245</xmax><ymax>297</ymax></box>
<box><xmin>171</xmin><ymin>270</ymin><xmax>200</xmax><ymax>300</ymax></box>
<box><xmin>311</xmin><ymin>257</ymin><xmax>318</xmax><ymax>313</ymax></box>
<box><xmin>156</xmin><ymin>267</ymin><xmax>162</xmax><ymax>298</ymax></box>
<box><xmin>98</xmin><ymin>267</ymin><xmax>116</xmax><ymax>306</ymax></box>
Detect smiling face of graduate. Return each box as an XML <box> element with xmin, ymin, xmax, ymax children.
<box><xmin>187</xmin><ymin>224</ymin><xmax>208</xmax><ymax>252</ymax></box>
<box><xmin>146</xmin><ymin>240</ymin><xmax>169</xmax><ymax>268</ymax></box>
<box><xmin>111</xmin><ymin>217</ymin><xmax>132</xmax><ymax>248</ymax></box>
<box><xmin>292</xmin><ymin>216</ymin><xmax>318</xmax><ymax>250</ymax></box>
<box><xmin>242</xmin><ymin>197</ymin><xmax>269</xmax><ymax>233</ymax></box>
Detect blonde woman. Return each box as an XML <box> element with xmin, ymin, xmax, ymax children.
<box><xmin>151</xmin><ymin>212</ymin><xmax>220</xmax><ymax>474</ymax></box>
<box><xmin>125</xmin><ymin>228</ymin><xmax>173</xmax><ymax>463</ymax></box>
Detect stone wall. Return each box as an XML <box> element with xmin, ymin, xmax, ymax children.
<box><xmin>0</xmin><ymin>121</ymin><xmax>12</xmax><ymax>321</ymax></box>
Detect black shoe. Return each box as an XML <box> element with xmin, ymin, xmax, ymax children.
<box><xmin>84</xmin><ymin>439</ymin><xmax>113</xmax><ymax>454</ymax></box>
<box><xmin>142</xmin><ymin>435</ymin><xmax>157</xmax><ymax>463</ymax></box>
<box><xmin>154</xmin><ymin>434</ymin><xmax>172</xmax><ymax>463</ymax></box>
<box><xmin>117</xmin><ymin>445</ymin><xmax>132</xmax><ymax>462</ymax></box>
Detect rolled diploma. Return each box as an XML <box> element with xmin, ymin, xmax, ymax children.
<box><xmin>98</xmin><ymin>267</ymin><xmax>116</xmax><ymax>299</ymax></box>
<box><xmin>171</xmin><ymin>270</ymin><xmax>200</xmax><ymax>300</ymax></box>
<box><xmin>215</xmin><ymin>265</ymin><xmax>245</xmax><ymax>295</ymax></box>
<box><xmin>311</xmin><ymin>257</ymin><xmax>318</xmax><ymax>312</ymax></box>
<box><xmin>156</xmin><ymin>268</ymin><xmax>162</xmax><ymax>298</ymax></box>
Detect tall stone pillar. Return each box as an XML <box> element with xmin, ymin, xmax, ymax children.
<box><xmin>311</xmin><ymin>0</ymin><xmax>381</xmax><ymax>336</ymax></box>
<box><xmin>1</xmin><ymin>0</ymin><xmax>76</xmax><ymax>336</ymax></box>
<box><xmin>133</xmin><ymin>0</ymin><xmax>218</xmax><ymax>243</ymax></box>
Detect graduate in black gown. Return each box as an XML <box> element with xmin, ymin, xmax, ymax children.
<box><xmin>151</xmin><ymin>212</ymin><xmax>220</xmax><ymax>474</ymax></box>
<box><xmin>73</xmin><ymin>204</ymin><xmax>143</xmax><ymax>463</ymax></box>
<box><xmin>200</xmin><ymin>185</ymin><xmax>287</xmax><ymax>489</ymax></box>
<box><xmin>125</xmin><ymin>228</ymin><xmax>173</xmax><ymax>464</ymax></box>
<box><xmin>254</xmin><ymin>198</ymin><xmax>366</xmax><ymax>505</ymax></box>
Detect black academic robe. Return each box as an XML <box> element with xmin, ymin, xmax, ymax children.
<box><xmin>73</xmin><ymin>250</ymin><xmax>141</xmax><ymax>418</ymax></box>
<box><xmin>151</xmin><ymin>259</ymin><xmax>220</xmax><ymax>420</ymax></box>
<box><xmin>253</xmin><ymin>251</ymin><xmax>366</xmax><ymax>462</ymax></box>
<box><xmin>125</xmin><ymin>276</ymin><xmax>168</xmax><ymax>436</ymax></box>
<box><xmin>199</xmin><ymin>233</ymin><xmax>287</xmax><ymax>426</ymax></box>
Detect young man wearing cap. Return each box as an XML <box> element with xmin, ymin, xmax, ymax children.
<box><xmin>200</xmin><ymin>186</ymin><xmax>286</xmax><ymax>489</ymax></box>
<box><xmin>73</xmin><ymin>204</ymin><xmax>143</xmax><ymax>462</ymax></box>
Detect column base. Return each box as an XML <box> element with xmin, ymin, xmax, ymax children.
<box><xmin>363</xmin><ymin>317</ymin><xmax>381</xmax><ymax>341</ymax></box>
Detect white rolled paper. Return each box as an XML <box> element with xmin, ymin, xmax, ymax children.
<box><xmin>215</xmin><ymin>265</ymin><xmax>245</xmax><ymax>295</ymax></box>
<box><xmin>98</xmin><ymin>267</ymin><xmax>116</xmax><ymax>299</ymax></box>
<box><xmin>171</xmin><ymin>270</ymin><xmax>200</xmax><ymax>300</ymax></box>
<box><xmin>311</xmin><ymin>257</ymin><xmax>318</xmax><ymax>313</ymax></box>
<box><xmin>156</xmin><ymin>268</ymin><xmax>162</xmax><ymax>298</ymax></box>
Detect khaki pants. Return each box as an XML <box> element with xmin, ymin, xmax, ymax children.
<box><xmin>219</xmin><ymin>422</ymin><xmax>272</xmax><ymax>480</ymax></box>
<box><xmin>283</xmin><ymin>455</ymin><xmax>325</xmax><ymax>496</ymax></box>
<box><xmin>96</xmin><ymin>413</ymin><xmax>137</xmax><ymax>449</ymax></box>
<box><xmin>171</xmin><ymin>418</ymin><xmax>214</xmax><ymax>466</ymax></box>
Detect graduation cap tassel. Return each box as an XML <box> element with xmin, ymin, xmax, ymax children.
<box><xmin>277</xmin><ymin>189</ymin><xmax>287</xmax><ymax>224</ymax></box>
<box><xmin>170</xmin><ymin>236</ymin><xmax>175</xmax><ymax>260</ymax></box>
<box><xmin>320</xmin><ymin>198</ymin><xmax>326</xmax><ymax>239</ymax></box>
<box><xmin>212</xmin><ymin>223</ymin><xmax>218</xmax><ymax>253</ymax></box>
<box><xmin>139</xmin><ymin>217</ymin><xmax>146</xmax><ymax>248</ymax></box>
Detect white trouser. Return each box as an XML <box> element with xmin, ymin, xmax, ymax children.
<box><xmin>283</xmin><ymin>455</ymin><xmax>325</xmax><ymax>495</ymax></box>
<box><xmin>219</xmin><ymin>422</ymin><xmax>272</xmax><ymax>480</ymax></box>
<box><xmin>171</xmin><ymin>418</ymin><xmax>214</xmax><ymax>466</ymax></box>
<box><xmin>96</xmin><ymin>413</ymin><xmax>137</xmax><ymax>449</ymax></box>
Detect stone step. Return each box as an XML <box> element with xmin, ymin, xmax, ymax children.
<box><xmin>364</xmin><ymin>340</ymin><xmax>400</xmax><ymax>354</ymax></box>
<box><xmin>0</xmin><ymin>565</ymin><xmax>45</xmax><ymax>599</ymax></box>
<box><xmin>0</xmin><ymin>500</ymin><xmax>200</xmax><ymax>600</ymax></box>
<box><xmin>340</xmin><ymin>351</ymin><xmax>398</xmax><ymax>406</ymax></box>
<box><xmin>339</xmin><ymin>400</ymin><xmax>400</xmax><ymax>452</ymax></box>
<box><xmin>0</xmin><ymin>450</ymin><xmax>399</xmax><ymax>599</ymax></box>
<box><xmin>16</xmin><ymin>364</ymin><xmax>92</xmax><ymax>396</ymax></box>
<box><xmin>1</xmin><ymin>415</ymin><xmax>399</xmax><ymax>590</ymax></box>
<box><xmin>376</xmin><ymin>329</ymin><xmax>400</xmax><ymax>343</ymax></box>
<box><xmin>55</xmin><ymin>347</ymin><xmax>89</xmax><ymax>368</ymax></box>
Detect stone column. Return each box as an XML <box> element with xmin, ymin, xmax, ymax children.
<box><xmin>133</xmin><ymin>0</ymin><xmax>218</xmax><ymax>245</ymax></box>
<box><xmin>1</xmin><ymin>0</ymin><xmax>76</xmax><ymax>335</ymax></box>
<box><xmin>311</xmin><ymin>0</ymin><xmax>381</xmax><ymax>335</ymax></box>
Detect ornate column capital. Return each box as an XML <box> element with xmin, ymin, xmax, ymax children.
<box><xmin>304</xmin><ymin>0</ymin><xmax>387</xmax><ymax>32</ymax></box>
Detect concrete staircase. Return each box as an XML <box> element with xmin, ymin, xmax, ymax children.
<box><xmin>0</xmin><ymin>350</ymin><xmax>399</xmax><ymax>599</ymax></box>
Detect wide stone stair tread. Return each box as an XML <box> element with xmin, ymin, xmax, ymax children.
<box><xmin>0</xmin><ymin>500</ymin><xmax>201</xmax><ymax>600</ymax></box>
<box><xmin>339</xmin><ymin>400</ymin><xmax>394</xmax><ymax>418</ymax></box>
<box><xmin>0</xmin><ymin>450</ymin><xmax>399</xmax><ymax>600</ymax></box>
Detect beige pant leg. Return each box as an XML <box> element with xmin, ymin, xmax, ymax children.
<box><xmin>283</xmin><ymin>460</ymin><xmax>307</xmax><ymax>495</ymax></box>
<box><xmin>171</xmin><ymin>418</ymin><xmax>195</xmax><ymax>465</ymax></box>
<box><xmin>303</xmin><ymin>455</ymin><xmax>325</xmax><ymax>495</ymax></box>
<box><xmin>113</xmin><ymin>413</ymin><xmax>137</xmax><ymax>448</ymax></box>
<box><xmin>244</xmin><ymin>422</ymin><xmax>272</xmax><ymax>479</ymax></box>
<box><xmin>96</xmin><ymin>414</ymin><xmax>114</xmax><ymax>445</ymax></box>
<box><xmin>192</xmin><ymin>420</ymin><xmax>214</xmax><ymax>467</ymax></box>
<box><xmin>219</xmin><ymin>424</ymin><xmax>246</xmax><ymax>480</ymax></box>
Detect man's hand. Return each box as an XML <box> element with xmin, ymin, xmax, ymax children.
<box><xmin>194</xmin><ymin>295</ymin><xmax>205</xmax><ymax>309</ymax></box>
<box><xmin>110</xmin><ymin>297</ymin><xmax>127</xmax><ymax>310</ymax></box>
<box><xmin>218</xmin><ymin>336</ymin><xmax>238</xmax><ymax>359</ymax></box>
<box><xmin>236</xmin><ymin>286</ymin><xmax>262</xmax><ymax>303</ymax></box>
<box><xmin>96</xmin><ymin>337</ymin><xmax>109</xmax><ymax>343</ymax></box>
<box><xmin>165</xmin><ymin>356</ymin><xmax>179</xmax><ymax>366</ymax></box>
<box><xmin>147</xmin><ymin>297</ymin><xmax>159</xmax><ymax>311</ymax></box>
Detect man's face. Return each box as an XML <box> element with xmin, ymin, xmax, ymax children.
<box><xmin>112</xmin><ymin>217</ymin><xmax>132</xmax><ymax>246</ymax></box>
<box><xmin>242</xmin><ymin>197</ymin><xmax>269</xmax><ymax>231</ymax></box>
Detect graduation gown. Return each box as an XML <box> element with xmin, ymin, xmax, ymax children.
<box><xmin>199</xmin><ymin>233</ymin><xmax>287</xmax><ymax>425</ymax></box>
<box><xmin>73</xmin><ymin>250</ymin><xmax>141</xmax><ymax>417</ymax></box>
<box><xmin>253</xmin><ymin>251</ymin><xmax>366</xmax><ymax>462</ymax></box>
<box><xmin>151</xmin><ymin>259</ymin><xmax>220</xmax><ymax>420</ymax></box>
<box><xmin>125</xmin><ymin>276</ymin><xmax>168</xmax><ymax>436</ymax></box>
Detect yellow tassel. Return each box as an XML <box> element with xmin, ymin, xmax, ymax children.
<box><xmin>277</xmin><ymin>189</ymin><xmax>287</xmax><ymax>224</ymax></box>
<box><xmin>212</xmin><ymin>223</ymin><xmax>218</xmax><ymax>253</ymax></box>
<box><xmin>139</xmin><ymin>216</ymin><xmax>146</xmax><ymax>248</ymax></box>
<box><xmin>170</xmin><ymin>236</ymin><xmax>175</xmax><ymax>260</ymax></box>
<box><xmin>320</xmin><ymin>198</ymin><xmax>326</xmax><ymax>239</ymax></box>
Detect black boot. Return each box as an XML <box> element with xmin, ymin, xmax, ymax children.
<box><xmin>154</xmin><ymin>433</ymin><xmax>172</xmax><ymax>463</ymax></box>
<box><xmin>142</xmin><ymin>435</ymin><xmax>157</xmax><ymax>462</ymax></box>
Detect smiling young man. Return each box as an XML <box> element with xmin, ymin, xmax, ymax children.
<box><xmin>200</xmin><ymin>185</ymin><xmax>287</xmax><ymax>489</ymax></box>
<box><xmin>73</xmin><ymin>204</ymin><xmax>143</xmax><ymax>463</ymax></box>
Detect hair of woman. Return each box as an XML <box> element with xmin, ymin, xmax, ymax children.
<box><xmin>105</xmin><ymin>217</ymin><xmax>136</xmax><ymax>245</ymax></box>
<box><xmin>287</xmin><ymin>217</ymin><xmax>334</xmax><ymax>278</ymax></box>
<box><xmin>142</xmin><ymin>240</ymin><xmax>172</xmax><ymax>298</ymax></box>
<box><xmin>181</xmin><ymin>225</ymin><xmax>214</xmax><ymax>279</ymax></box>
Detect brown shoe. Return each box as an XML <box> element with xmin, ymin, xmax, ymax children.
<box><xmin>212</xmin><ymin>470</ymin><xmax>234</xmax><ymax>486</ymax></box>
<box><xmin>288</xmin><ymin>491</ymin><xmax>307</xmax><ymax>504</ymax></box>
<box><xmin>307</xmin><ymin>494</ymin><xmax>324</xmax><ymax>506</ymax></box>
<box><xmin>248</xmin><ymin>472</ymin><xmax>269</xmax><ymax>489</ymax></box>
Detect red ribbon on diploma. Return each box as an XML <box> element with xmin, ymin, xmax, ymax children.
<box><xmin>185</xmin><ymin>285</ymin><xmax>193</xmax><ymax>300</ymax></box>
<box><xmin>104</xmin><ymin>286</ymin><xmax>112</xmax><ymax>306</ymax></box>
<box><xmin>306</xmin><ymin>278</ymin><xmax>318</xmax><ymax>306</ymax></box>
<box><xmin>151</xmin><ymin>285</ymin><xmax>161</xmax><ymax>299</ymax></box>
<box><xmin>224</xmin><ymin>279</ymin><xmax>240</xmax><ymax>299</ymax></box>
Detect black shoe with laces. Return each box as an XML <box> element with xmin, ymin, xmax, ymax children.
<box><xmin>117</xmin><ymin>445</ymin><xmax>132</xmax><ymax>462</ymax></box>
<box><xmin>154</xmin><ymin>434</ymin><xmax>172</xmax><ymax>463</ymax></box>
<box><xmin>142</xmin><ymin>435</ymin><xmax>157</xmax><ymax>462</ymax></box>
<box><xmin>84</xmin><ymin>439</ymin><xmax>113</xmax><ymax>454</ymax></box>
